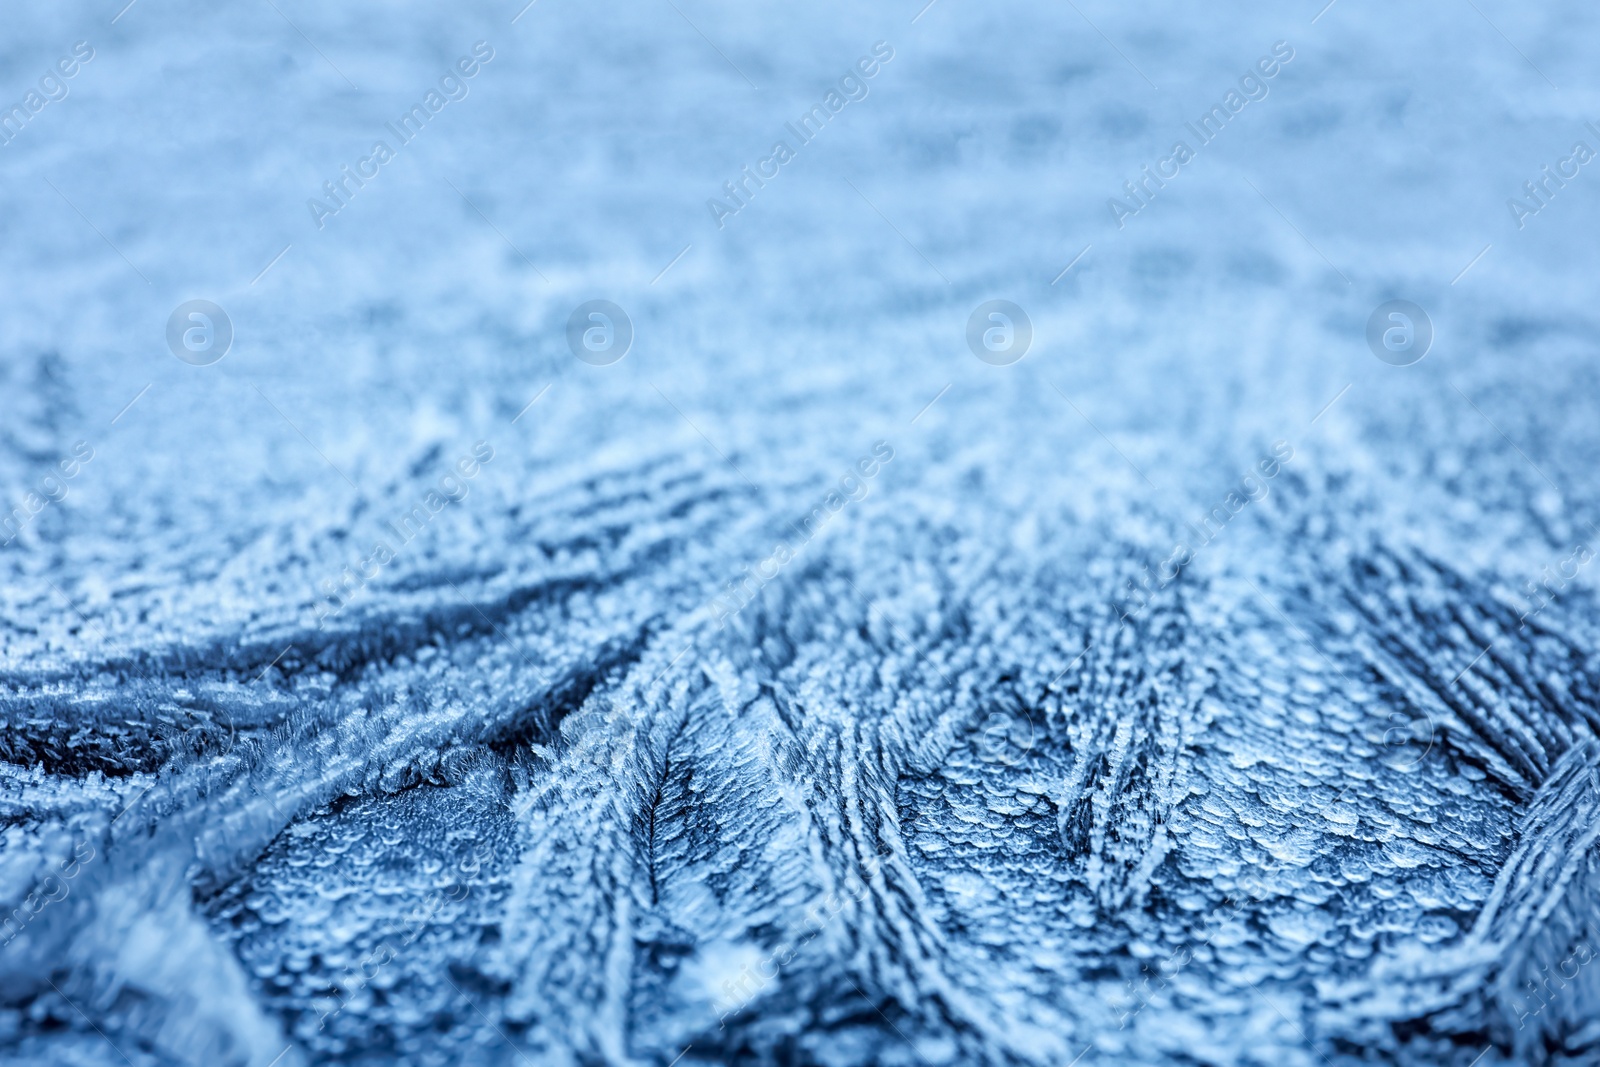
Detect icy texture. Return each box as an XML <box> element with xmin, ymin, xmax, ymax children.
<box><xmin>4</xmin><ymin>0</ymin><xmax>1600</xmax><ymax>1065</ymax></box>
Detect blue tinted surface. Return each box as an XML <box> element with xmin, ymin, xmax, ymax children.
<box><xmin>2</xmin><ymin>2</ymin><xmax>1599</xmax><ymax>1065</ymax></box>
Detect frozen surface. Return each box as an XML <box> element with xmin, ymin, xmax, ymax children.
<box><xmin>3</xmin><ymin>0</ymin><xmax>1600</xmax><ymax>1064</ymax></box>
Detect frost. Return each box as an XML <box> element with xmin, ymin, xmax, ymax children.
<box><xmin>5</xmin><ymin>0</ymin><xmax>1600</xmax><ymax>1064</ymax></box>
